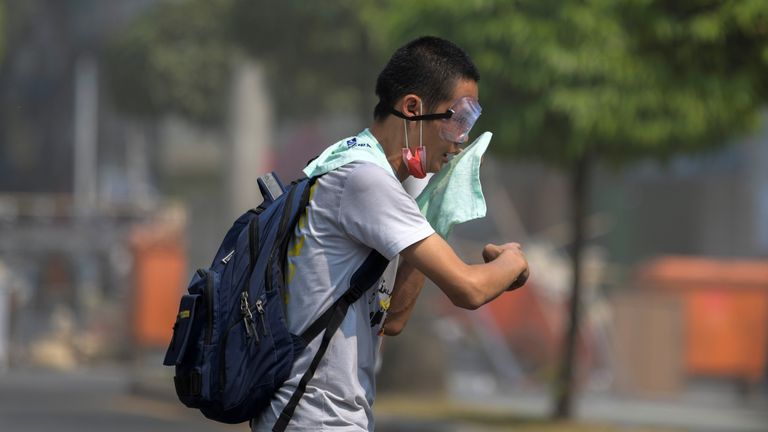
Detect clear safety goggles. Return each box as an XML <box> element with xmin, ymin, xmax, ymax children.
<box><xmin>388</xmin><ymin>96</ymin><xmax>482</xmax><ymax>143</ymax></box>
<box><xmin>438</xmin><ymin>96</ymin><xmax>482</xmax><ymax>143</ymax></box>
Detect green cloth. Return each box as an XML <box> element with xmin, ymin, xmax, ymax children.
<box><xmin>415</xmin><ymin>132</ymin><xmax>491</xmax><ymax>238</ymax></box>
<box><xmin>303</xmin><ymin>128</ymin><xmax>490</xmax><ymax>238</ymax></box>
<box><xmin>303</xmin><ymin>129</ymin><xmax>396</xmax><ymax>179</ymax></box>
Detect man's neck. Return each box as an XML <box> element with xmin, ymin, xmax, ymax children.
<box><xmin>370</xmin><ymin>120</ymin><xmax>410</xmax><ymax>182</ymax></box>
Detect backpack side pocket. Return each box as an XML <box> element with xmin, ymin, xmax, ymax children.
<box><xmin>163</xmin><ymin>293</ymin><xmax>200</xmax><ymax>366</ymax></box>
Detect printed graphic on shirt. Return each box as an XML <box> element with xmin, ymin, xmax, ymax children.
<box><xmin>345</xmin><ymin>137</ymin><xmax>372</xmax><ymax>149</ymax></box>
<box><xmin>369</xmin><ymin>277</ymin><xmax>392</xmax><ymax>330</ymax></box>
<box><xmin>285</xmin><ymin>182</ymin><xmax>317</xmax><ymax>305</ymax></box>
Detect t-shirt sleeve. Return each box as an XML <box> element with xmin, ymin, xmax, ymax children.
<box><xmin>338</xmin><ymin>163</ymin><xmax>435</xmax><ymax>260</ymax></box>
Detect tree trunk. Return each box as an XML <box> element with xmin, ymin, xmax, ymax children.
<box><xmin>553</xmin><ymin>154</ymin><xmax>590</xmax><ymax>419</ymax></box>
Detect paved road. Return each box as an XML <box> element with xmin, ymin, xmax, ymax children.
<box><xmin>2</xmin><ymin>367</ymin><xmax>765</xmax><ymax>432</ymax></box>
<box><xmin>454</xmin><ymin>386</ymin><xmax>768</xmax><ymax>432</ymax></box>
<box><xmin>0</xmin><ymin>368</ymin><xmax>242</xmax><ymax>432</ymax></box>
<box><xmin>0</xmin><ymin>368</ymin><xmax>472</xmax><ymax>432</ymax></box>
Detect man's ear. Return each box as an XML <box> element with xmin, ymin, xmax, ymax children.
<box><xmin>399</xmin><ymin>94</ymin><xmax>422</xmax><ymax>117</ymax></box>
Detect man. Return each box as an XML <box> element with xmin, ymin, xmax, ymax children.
<box><xmin>252</xmin><ymin>36</ymin><xmax>528</xmax><ymax>432</ymax></box>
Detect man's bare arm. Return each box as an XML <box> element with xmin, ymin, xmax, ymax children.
<box><xmin>400</xmin><ymin>233</ymin><xmax>528</xmax><ymax>310</ymax></box>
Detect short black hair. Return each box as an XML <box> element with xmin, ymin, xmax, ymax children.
<box><xmin>373</xmin><ymin>36</ymin><xmax>480</xmax><ymax>121</ymax></box>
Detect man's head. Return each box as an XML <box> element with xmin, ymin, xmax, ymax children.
<box><xmin>374</xmin><ymin>36</ymin><xmax>480</xmax><ymax>121</ymax></box>
<box><xmin>373</xmin><ymin>36</ymin><xmax>481</xmax><ymax>178</ymax></box>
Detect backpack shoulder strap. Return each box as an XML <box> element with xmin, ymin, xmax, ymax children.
<box><xmin>272</xmin><ymin>250</ymin><xmax>389</xmax><ymax>432</ymax></box>
<box><xmin>298</xmin><ymin>250</ymin><xmax>388</xmax><ymax>344</ymax></box>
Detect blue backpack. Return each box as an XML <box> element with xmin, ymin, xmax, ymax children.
<box><xmin>163</xmin><ymin>173</ymin><xmax>388</xmax><ymax>430</ymax></box>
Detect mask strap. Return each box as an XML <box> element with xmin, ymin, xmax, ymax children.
<box><xmin>402</xmin><ymin>118</ymin><xmax>409</xmax><ymax>149</ymax></box>
<box><xmin>419</xmin><ymin>101</ymin><xmax>423</xmax><ymax>148</ymax></box>
<box><xmin>402</xmin><ymin>101</ymin><xmax>424</xmax><ymax>150</ymax></box>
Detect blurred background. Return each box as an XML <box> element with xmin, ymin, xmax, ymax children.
<box><xmin>1</xmin><ymin>1</ymin><xmax>767</xmax><ymax>431</ymax></box>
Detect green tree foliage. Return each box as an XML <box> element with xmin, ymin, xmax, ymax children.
<box><xmin>363</xmin><ymin>0</ymin><xmax>768</xmax><ymax>165</ymax></box>
<box><xmin>104</xmin><ymin>0</ymin><xmax>236</xmax><ymax>124</ymax></box>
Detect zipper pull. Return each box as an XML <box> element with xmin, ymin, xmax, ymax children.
<box><xmin>242</xmin><ymin>315</ymin><xmax>255</xmax><ymax>339</ymax></box>
<box><xmin>240</xmin><ymin>292</ymin><xmax>259</xmax><ymax>341</ymax></box>
<box><xmin>255</xmin><ymin>299</ymin><xmax>267</xmax><ymax>335</ymax></box>
<box><xmin>244</xmin><ymin>315</ymin><xmax>258</xmax><ymax>342</ymax></box>
<box><xmin>221</xmin><ymin>250</ymin><xmax>235</xmax><ymax>264</ymax></box>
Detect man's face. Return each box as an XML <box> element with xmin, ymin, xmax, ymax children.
<box><xmin>422</xmin><ymin>79</ymin><xmax>480</xmax><ymax>174</ymax></box>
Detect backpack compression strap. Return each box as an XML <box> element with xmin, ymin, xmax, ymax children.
<box><xmin>272</xmin><ymin>250</ymin><xmax>389</xmax><ymax>432</ymax></box>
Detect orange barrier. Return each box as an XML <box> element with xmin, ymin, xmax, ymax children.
<box><xmin>130</xmin><ymin>210</ymin><xmax>187</xmax><ymax>348</ymax></box>
<box><xmin>637</xmin><ymin>256</ymin><xmax>768</xmax><ymax>384</ymax></box>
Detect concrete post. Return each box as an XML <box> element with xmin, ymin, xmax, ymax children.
<box><xmin>229</xmin><ymin>60</ymin><xmax>272</xmax><ymax>219</ymax></box>
<box><xmin>73</xmin><ymin>56</ymin><xmax>99</xmax><ymax>220</ymax></box>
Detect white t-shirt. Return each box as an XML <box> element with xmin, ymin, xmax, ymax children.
<box><xmin>252</xmin><ymin>161</ymin><xmax>434</xmax><ymax>431</ymax></box>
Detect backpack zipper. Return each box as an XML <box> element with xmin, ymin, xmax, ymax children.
<box><xmin>197</xmin><ymin>269</ymin><xmax>214</xmax><ymax>345</ymax></box>
<box><xmin>206</xmin><ymin>276</ymin><xmax>214</xmax><ymax>344</ymax></box>
<box><xmin>216</xmin><ymin>215</ymin><xmax>263</xmax><ymax>390</ymax></box>
<box><xmin>218</xmin><ymin>294</ymin><xmax>262</xmax><ymax>388</ymax></box>
<box><xmin>218</xmin><ymin>319</ymin><xmax>241</xmax><ymax>387</ymax></box>
<box><xmin>240</xmin><ymin>292</ymin><xmax>258</xmax><ymax>341</ymax></box>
